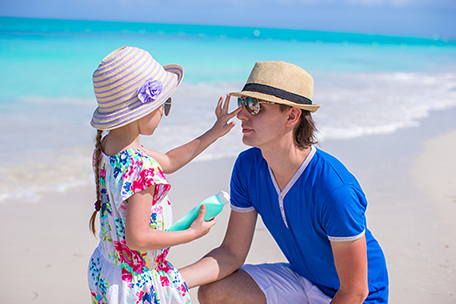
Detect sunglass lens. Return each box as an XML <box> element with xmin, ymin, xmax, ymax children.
<box><xmin>237</xmin><ymin>97</ymin><xmax>243</xmax><ymax>108</ymax></box>
<box><xmin>238</xmin><ymin>97</ymin><xmax>260</xmax><ymax>115</ymax></box>
<box><xmin>246</xmin><ymin>97</ymin><xmax>260</xmax><ymax>115</ymax></box>
<box><xmin>163</xmin><ymin>98</ymin><xmax>172</xmax><ymax>116</ymax></box>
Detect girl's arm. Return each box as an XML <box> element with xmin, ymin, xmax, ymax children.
<box><xmin>125</xmin><ymin>186</ymin><xmax>216</xmax><ymax>251</ymax></box>
<box><xmin>146</xmin><ymin>95</ymin><xmax>241</xmax><ymax>174</ymax></box>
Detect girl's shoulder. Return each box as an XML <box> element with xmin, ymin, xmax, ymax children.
<box><xmin>100</xmin><ymin>147</ymin><xmax>170</xmax><ymax>204</ymax></box>
<box><xmin>105</xmin><ymin>147</ymin><xmax>162</xmax><ymax>171</ymax></box>
<box><xmin>106</xmin><ymin>147</ymin><xmax>169</xmax><ymax>186</ymax></box>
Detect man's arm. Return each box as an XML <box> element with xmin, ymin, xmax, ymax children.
<box><xmin>330</xmin><ymin>235</ymin><xmax>369</xmax><ymax>304</ymax></box>
<box><xmin>179</xmin><ymin>209</ymin><xmax>258</xmax><ymax>288</ymax></box>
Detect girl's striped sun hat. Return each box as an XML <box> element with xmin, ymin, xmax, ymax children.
<box><xmin>91</xmin><ymin>46</ymin><xmax>184</xmax><ymax>130</ymax></box>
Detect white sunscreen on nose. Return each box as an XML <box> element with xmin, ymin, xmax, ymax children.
<box><xmin>168</xmin><ymin>191</ymin><xmax>230</xmax><ymax>231</ymax></box>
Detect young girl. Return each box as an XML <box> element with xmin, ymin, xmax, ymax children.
<box><xmin>87</xmin><ymin>46</ymin><xmax>240</xmax><ymax>303</ymax></box>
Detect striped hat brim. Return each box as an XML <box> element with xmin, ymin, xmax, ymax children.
<box><xmin>90</xmin><ymin>46</ymin><xmax>184</xmax><ymax>130</ymax></box>
<box><xmin>91</xmin><ymin>65</ymin><xmax>183</xmax><ymax>130</ymax></box>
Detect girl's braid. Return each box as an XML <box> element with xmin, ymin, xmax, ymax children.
<box><xmin>89</xmin><ymin>130</ymin><xmax>103</xmax><ymax>235</ymax></box>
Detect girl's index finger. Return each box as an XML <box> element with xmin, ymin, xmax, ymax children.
<box><xmin>228</xmin><ymin>105</ymin><xmax>242</xmax><ymax>117</ymax></box>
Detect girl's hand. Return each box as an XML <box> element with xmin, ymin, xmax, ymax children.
<box><xmin>188</xmin><ymin>205</ymin><xmax>216</xmax><ymax>239</ymax></box>
<box><xmin>211</xmin><ymin>94</ymin><xmax>242</xmax><ymax>138</ymax></box>
<box><xmin>144</xmin><ymin>94</ymin><xmax>241</xmax><ymax>174</ymax></box>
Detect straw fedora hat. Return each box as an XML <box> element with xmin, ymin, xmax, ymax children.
<box><xmin>91</xmin><ymin>46</ymin><xmax>184</xmax><ymax>130</ymax></box>
<box><xmin>230</xmin><ymin>61</ymin><xmax>320</xmax><ymax>112</ymax></box>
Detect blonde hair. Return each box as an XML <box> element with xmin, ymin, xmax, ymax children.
<box><xmin>89</xmin><ymin>130</ymin><xmax>103</xmax><ymax>235</ymax></box>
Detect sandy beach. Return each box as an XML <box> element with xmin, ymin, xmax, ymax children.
<box><xmin>1</xmin><ymin>107</ymin><xmax>455</xmax><ymax>304</ymax></box>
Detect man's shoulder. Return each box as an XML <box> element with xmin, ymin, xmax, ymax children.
<box><xmin>234</xmin><ymin>148</ymin><xmax>265</xmax><ymax>178</ymax></box>
<box><xmin>312</xmin><ymin>147</ymin><xmax>362</xmax><ymax>191</ymax></box>
<box><xmin>239</xmin><ymin>147</ymin><xmax>261</xmax><ymax>157</ymax></box>
<box><xmin>312</xmin><ymin>147</ymin><xmax>347</xmax><ymax>171</ymax></box>
<box><xmin>237</xmin><ymin>147</ymin><xmax>263</xmax><ymax>164</ymax></box>
<box><xmin>313</xmin><ymin>147</ymin><xmax>338</xmax><ymax>162</ymax></box>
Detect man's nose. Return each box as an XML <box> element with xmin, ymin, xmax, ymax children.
<box><xmin>236</xmin><ymin>104</ymin><xmax>249</xmax><ymax>120</ymax></box>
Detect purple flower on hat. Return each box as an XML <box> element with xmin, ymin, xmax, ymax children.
<box><xmin>137</xmin><ymin>78</ymin><xmax>163</xmax><ymax>104</ymax></box>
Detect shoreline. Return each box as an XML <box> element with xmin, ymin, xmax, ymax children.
<box><xmin>0</xmin><ymin>107</ymin><xmax>455</xmax><ymax>303</ymax></box>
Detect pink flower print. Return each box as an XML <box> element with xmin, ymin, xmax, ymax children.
<box><xmin>155</xmin><ymin>250</ymin><xmax>172</xmax><ymax>273</ymax></box>
<box><xmin>160</xmin><ymin>275</ymin><xmax>170</xmax><ymax>287</ymax></box>
<box><xmin>118</xmin><ymin>200</ymin><xmax>127</xmax><ymax>212</ymax></box>
<box><xmin>131</xmin><ymin>181</ymin><xmax>142</xmax><ymax>194</ymax></box>
<box><xmin>155</xmin><ymin>249</ymin><xmax>168</xmax><ymax>264</ymax></box>
<box><xmin>131</xmin><ymin>180</ymin><xmax>144</xmax><ymax>194</ymax></box>
<box><xmin>90</xmin><ymin>292</ymin><xmax>97</xmax><ymax>302</ymax></box>
<box><xmin>121</xmin><ymin>268</ymin><xmax>133</xmax><ymax>283</ymax></box>
<box><xmin>153</xmin><ymin>185</ymin><xmax>171</xmax><ymax>204</ymax></box>
<box><xmin>157</xmin><ymin>261</ymin><xmax>172</xmax><ymax>273</ymax></box>
<box><xmin>154</xmin><ymin>168</ymin><xmax>167</xmax><ymax>182</ymax></box>
<box><xmin>178</xmin><ymin>283</ymin><xmax>188</xmax><ymax>297</ymax></box>
<box><xmin>124</xmin><ymin>158</ymin><xmax>142</xmax><ymax>178</ymax></box>
<box><xmin>131</xmin><ymin>168</ymin><xmax>156</xmax><ymax>193</ymax></box>
<box><xmin>123</xmin><ymin>161</ymin><xmax>135</xmax><ymax>179</ymax></box>
<box><xmin>92</xmin><ymin>152</ymin><xmax>98</xmax><ymax>167</ymax></box>
<box><xmin>141</xmin><ymin>167</ymin><xmax>156</xmax><ymax>185</ymax></box>
<box><xmin>136</xmin><ymin>291</ymin><xmax>144</xmax><ymax>304</ymax></box>
<box><xmin>114</xmin><ymin>240</ymin><xmax>146</xmax><ymax>275</ymax></box>
<box><xmin>100</xmin><ymin>166</ymin><xmax>106</xmax><ymax>179</ymax></box>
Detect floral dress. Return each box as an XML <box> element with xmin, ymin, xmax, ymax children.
<box><xmin>88</xmin><ymin>148</ymin><xmax>191</xmax><ymax>304</ymax></box>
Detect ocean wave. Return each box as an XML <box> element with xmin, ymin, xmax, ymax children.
<box><xmin>313</xmin><ymin>71</ymin><xmax>456</xmax><ymax>139</ymax></box>
<box><xmin>1</xmin><ymin>71</ymin><xmax>455</xmax><ymax>202</ymax></box>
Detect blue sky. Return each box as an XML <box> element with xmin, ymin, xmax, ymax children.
<box><xmin>1</xmin><ymin>0</ymin><xmax>455</xmax><ymax>37</ymax></box>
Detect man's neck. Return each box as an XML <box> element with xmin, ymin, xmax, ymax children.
<box><xmin>261</xmin><ymin>144</ymin><xmax>311</xmax><ymax>192</ymax></box>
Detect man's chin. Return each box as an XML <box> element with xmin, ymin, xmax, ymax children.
<box><xmin>242</xmin><ymin>137</ymin><xmax>255</xmax><ymax>147</ymax></box>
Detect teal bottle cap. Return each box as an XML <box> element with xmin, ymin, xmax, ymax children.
<box><xmin>216</xmin><ymin>191</ymin><xmax>230</xmax><ymax>204</ymax></box>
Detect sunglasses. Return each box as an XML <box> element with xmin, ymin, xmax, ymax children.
<box><xmin>163</xmin><ymin>98</ymin><xmax>172</xmax><ymax>116</ymax></box>
<box><xmin>237</xmin><ymin>97</ymin><xmax>274</xmax><ymax>115</ymax></box>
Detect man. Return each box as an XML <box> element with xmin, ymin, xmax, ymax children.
<box><xmin>180</xmin><ymin>61</ymin><xmax>388</xmax><ymax>303</ymax></box>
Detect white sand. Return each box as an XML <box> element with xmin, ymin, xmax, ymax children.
<box><xmin>0</xmin><ymin>108</ymin><xmax>455</xmax><ymax>303</ymax></box>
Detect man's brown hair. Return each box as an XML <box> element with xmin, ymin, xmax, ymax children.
<box><xmin>280</xmin><ymin>105</ymin><xmax>318</xmax><ymax>149</ymax></box>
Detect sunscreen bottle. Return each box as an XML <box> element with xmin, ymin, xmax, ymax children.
<box><xmin>168</xmin><ymin>191</ymin><xmax>230</xmax><ymax>231</ymax></box>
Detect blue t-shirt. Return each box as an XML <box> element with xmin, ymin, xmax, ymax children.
<box><xmin>230</xmin><ymin>146</ymin><xmax>388</xmax><ymax>303</ymax></box>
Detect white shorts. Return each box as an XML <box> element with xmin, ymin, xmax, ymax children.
<box><xmin>241</xmin><ymin>263</ymin><xmax>332</xmax><ymax>304</ymax></box>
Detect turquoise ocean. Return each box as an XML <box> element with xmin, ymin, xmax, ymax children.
<box><xmin>1</xmin><ymin>17</ymin><xmax>456</xmax><ymax>201</ymax></box>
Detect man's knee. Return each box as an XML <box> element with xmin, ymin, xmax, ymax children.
<box><xmin>197</xmin><ymin>269</ymin><xmax>266</xmax><ymax>304</ymax></box>
<box><xmin>198</xmin><ymin>281</ymin><xmax>226</xmax><ymax>304</ymax></box>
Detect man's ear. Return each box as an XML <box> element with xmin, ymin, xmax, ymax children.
<box><xmin>285</xmin><ymin>107</ymin><xmax>302</xmax><ymax>128</ymax></box>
